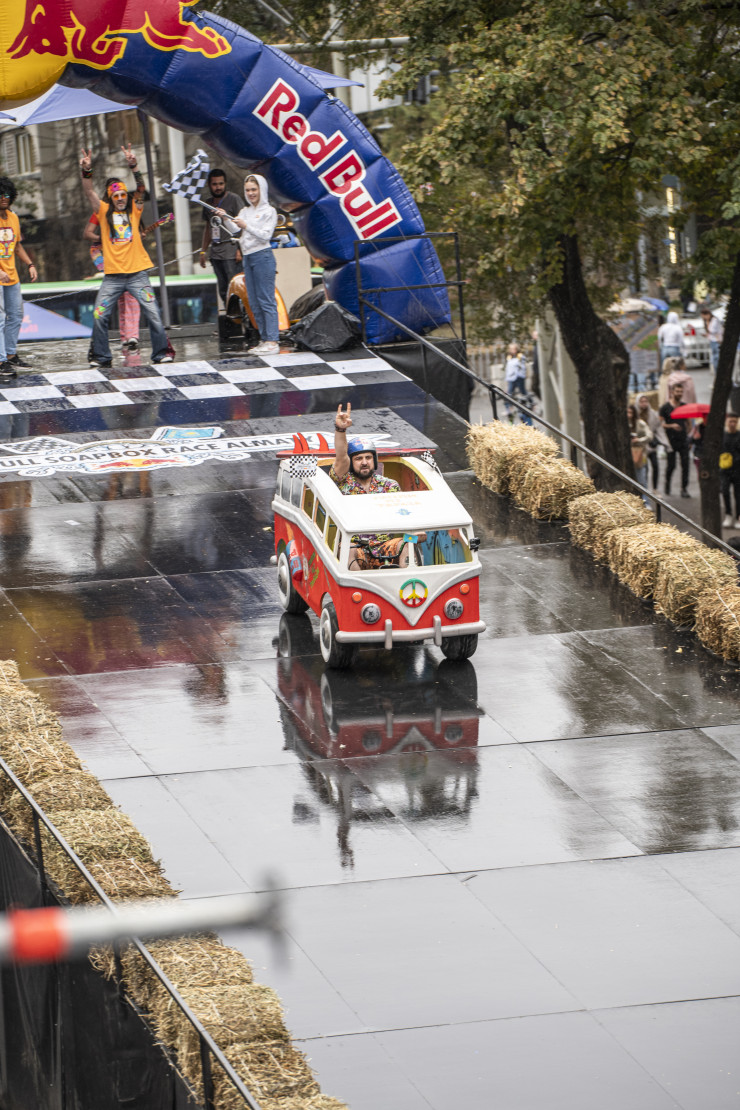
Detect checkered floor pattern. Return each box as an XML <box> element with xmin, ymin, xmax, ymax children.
<box><xmin>0</xmin><ymin>349</ymin><xmax>407</xmax><ymax>415</ymax></box>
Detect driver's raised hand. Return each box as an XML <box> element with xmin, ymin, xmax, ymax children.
<box><xmin>335</xmin><ymin>403</ymin><xmax>353</xmax><ymax>432</ymax></box>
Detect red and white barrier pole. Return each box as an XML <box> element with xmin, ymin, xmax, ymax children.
<box><xmin>0</xmin><ymin>892</ymin><xmax>280</xmax><ymax>964</ymax></box>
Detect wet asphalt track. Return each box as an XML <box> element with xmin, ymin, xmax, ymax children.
<box><xmin>2</xmin><ymin>335</ymin><xmax>740</xmax><ymax>1110</ymax></box>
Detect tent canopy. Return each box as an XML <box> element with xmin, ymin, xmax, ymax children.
<box><xmin>20</xmin><ymin>301</ymin><xmax>92</xmax><ymax>341</ymax></box>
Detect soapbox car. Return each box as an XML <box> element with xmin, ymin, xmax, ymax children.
<box><xmin>272</xmin><ymin>441</ymin><xmax>485</xmax><ymax>669</ymax></box>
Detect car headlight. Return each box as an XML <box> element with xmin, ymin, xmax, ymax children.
<box><xmin>361</xmin><ymin>603</ymin><xmax>381</xmax><ymax>624</ymax></box>
<box><xmin>444</xmin><ymin>598</ymin><xmax>464</xmax><ymax>619</ymax></box>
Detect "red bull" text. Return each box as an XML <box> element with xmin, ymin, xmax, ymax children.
<box><xmin>255</xmin><ymin>79</ymin><xmax>402</xmax><ymax>242</ymax></box>
<box><xmin>9</xmin><ymin>0</ymin><xmax>230</xmax><ymax>69</ymax></box>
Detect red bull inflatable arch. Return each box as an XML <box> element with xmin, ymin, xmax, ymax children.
<box><xmin>0</xmin><ymin>0</ymin><xmax>451</xmax><ymax>343</ymax></box>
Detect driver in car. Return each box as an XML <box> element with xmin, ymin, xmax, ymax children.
<box><xmin>331</xmin><ymin>403</ymin><xmax>416</xmax><ymax>569</ymax></box>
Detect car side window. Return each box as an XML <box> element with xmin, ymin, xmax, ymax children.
<box><xmin>280</xmin><ymin>469</ymin><xmax>291</xmax><ymax>501</ymax></box>
<box><xmin>326</xmin><ymin>517</ymin><xmax>338</xmax><ymax>555</ymax></box>
<box><xmin>290</xmin><ymin>478</ymin><xmax>302</xmax><ymax>507</ymax></box>
<box><xmin>302</xmin><ymin>487</ymin><xmax>314</xmax><ymax>518</ymax></box>
<box><xmin>315</xmin><ymin>501</ymin><xmax>327</xmax><ymax>534</ymax></box>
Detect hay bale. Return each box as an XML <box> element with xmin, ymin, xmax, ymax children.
<box><xmin>654</xmin><ymin>548</ymin><xmax>738</xmax><ymax>626</ymax></box>
<box><xmin>605</xmin><ymin>523</ymin><xmax>700</xmax><ymax>598</ymax></box>
<box><xmin>568</xmin><ymin>492</ymin><xmax>654</xmax><ymax>561</ymax></box>
<box><xmin>119</xmin><ymin>935</ymin><xmax>253</xmax><ymax>1012</ymax></box>
<box><xmin>80</xmin><ymin>859</ymin><xmax>175</xmax><ymax>905</ymax></box>
<box><xmin>466</xmin><ymin>421</ymin><xmax>558</xmax><ymax>495</ymax></box>
<box><xmin>509</xmin><ymin>455</ymin><xmax>595</xmax><ymax>520</ymax></box>
<box><xmin>212</xmin><ymin>1040</ymin><xmax>320</xmax><ymax>1110</ymax></box>
<box><xmin>696</xmin><ymin>584</ymin><xmax>740</xmax><ymax>660</ymax></box>
<box><xmin>3</xmin><ymin>771</ymin><xmax>112</xmax><ymax>840</ymax></box>
<box><xmin>0</xmin><ymin>736</ymin><xmax>83</xmax><ymax>805</ymax></box>
<box><xmin>151</xmin><ymin>983</ymin><xmax>289</xmax><ymax>1088</ymax></box>
<box><xmin>40</xmin><ymin>808</ymin><xmax>158</xmax><ymax>898</ymax></box>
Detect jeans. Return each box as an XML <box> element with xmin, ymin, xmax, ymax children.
<box><xmin>662</xmin><ymin>344</ymin><xmax>681</xmax><ymax>362</ymax></box>
<box><xmin>710</xmin><ymin>339</ymin><xmax>720</xmax><ymax>374</ymax></box>
<box><xmin>506</xmin><ymin>376</ymin><xmax>532</xmax><ymax>425</ymax></box>
<box><xmin>647</xmin><ymin>449</ymin><xmax>659</xmax><ymax>490</ymax></box>
<box><xmin>211</xmin><ymin>257</ymin><xmax>241</xmax><ymax>307</ymax></box>
<box><xmin>0</xmin><ymin>281</ymin><xmax>24</xmax><ymax>361</ymax></box>
<box><xmin>92</xmin><ymin>271</ymin><xmax>168</xmax><ymax>362</ymax></box>
<box><xmin>665</xmin><ymin>443</ymin><xmax>690</xmax><ymax>492</ymax></box>
<box><xmin>721</xmin><ymin>471</ymin><xmax>740</xmax><ymax>517</ymax></box>
<box><xmin>243</xmin><ymin>248</ymin><xmax>279</xmax><ymax>342</ymax></box>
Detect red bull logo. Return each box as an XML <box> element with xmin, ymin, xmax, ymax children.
<box><xmin>9</xmin><ymin>0</ymin><xmax>230</xmax><ymax>69</ymax></box>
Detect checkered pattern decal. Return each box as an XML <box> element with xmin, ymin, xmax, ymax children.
<box><xmin>0</xmin><ymin>351</ymin><xmax>407</xmax><ymax>416</ymax></box>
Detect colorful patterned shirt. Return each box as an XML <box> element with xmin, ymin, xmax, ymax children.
<box><xmin>329</xmin><ymin>465</ymin><xmax>400</xmax><ymax>495</ymax></box>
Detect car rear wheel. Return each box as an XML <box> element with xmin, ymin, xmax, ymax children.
<box><xmin>319</xmin><ymin>600</ymin><xmax>356</xmax><ymax>669</ymax></box>
<box><xmin>277</xmin><ymin>550</ymin><xmax>309</xmax><ymax>614</ymax></box>
<box><xmin>440</xmin><ymin>634</ymin><xmax>478</xmax><ymax>661</ymax></box>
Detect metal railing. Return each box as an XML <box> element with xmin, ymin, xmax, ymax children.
<box><xmin>353</xmin><ymin>231</ymin><xmax>466</xmax><ymax>346</ymax></box>
<box><xmin>0</xmin><ymin>756</ymin><xmax>270</xmax><ymax>1110</ymax></box>
<box><xmin>359</xmin><ymin>299</ymin><xmax>740</xmax><ymax>563</ymax></box>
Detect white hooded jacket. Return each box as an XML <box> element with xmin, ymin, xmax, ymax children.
<box><xmin>657</xmin><ymin>310</ymin><xmax>685</xmax><ymax>352</ymax></box>
<box><xmin>237</xmin><ymin>174</ymin><xmax>278</xmax><ymax>256</ymax></box>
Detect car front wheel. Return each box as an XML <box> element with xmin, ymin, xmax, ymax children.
<box><xmin>440</xmin><ymin>634</ymin><xmax>478</xmax><ymax>661</ymax></box>
<box><xmin>319</xmin><ymin>600</ymin><xmax>356</xmax><ymax>669</ymax></box>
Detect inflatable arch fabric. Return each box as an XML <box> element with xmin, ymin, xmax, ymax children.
<box><xmin>0</xmin><ymin>0</ymin><xmax>451</xmax><ymax>343</ymax></box>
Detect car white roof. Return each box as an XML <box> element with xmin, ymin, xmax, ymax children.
<box><xmin>281</xmin><ymin>456</ymin><xmax>473</xmax><ymax>532</ymax></box>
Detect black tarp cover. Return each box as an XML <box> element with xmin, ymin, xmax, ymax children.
<box><xmin>0</xmin><ymin>822</ymin><xmax>196</xmax><ymax>1110</ymax></box>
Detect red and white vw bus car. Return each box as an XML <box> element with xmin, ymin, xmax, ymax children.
<box><xmin>272</xmin><ymin>442</ymin><xmax>485</xmax><ymax>668</ymax></box>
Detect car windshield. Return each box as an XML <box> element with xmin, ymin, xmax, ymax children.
<box><xmin>349</xmin><ymin>529</ymin><xmax>471</xmax><ymax>569</ymax></box>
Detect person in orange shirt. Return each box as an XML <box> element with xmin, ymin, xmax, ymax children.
<box><xmin>0</xmin><ymin>175</ymin><xmax>38</xmax><ymax>382</ymax></box>
<box><xmin>79</xmin><ymin>145</ymin><xmax>170</xmax><ymax>368</ymax></box>
<box><xmin>83</xmin><ymin>211</ymin><xmax>141</xmax><ymax>351</ymax></box>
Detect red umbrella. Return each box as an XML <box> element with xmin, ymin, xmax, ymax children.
<box><xmin>670</xmin><ymin>403</ymin><xmax>710</xmax><ymax>418</ymax></box>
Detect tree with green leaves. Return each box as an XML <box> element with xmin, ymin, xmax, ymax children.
<box><xmin>218</xmin><ymin>0</ymin><xmax>740</xmax><ymax>527</ymax></box>
<box><xmin>368</xmin><ymin>0</ymin><xmax>714</xmax><ymax>488</ymax></box>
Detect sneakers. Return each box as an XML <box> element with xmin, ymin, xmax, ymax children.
<box><xmin>723</xmin><ymin>514</ymin><xmax>734</xmax><ymax>528</ymax></box>
<box><xmin>681</xmin><ymin>489</ymin><xmax>691</xmax><ymax>498</ymax></box>
<box><xmin>122</xmin><ymin>337</ymin><xmax>139</xmax><ymax>351</ymax></box>
<box><xmin>89</xmin><ymin>357</ymin><xmax>113</xmax><ymax>368</ymax></box>
<box><xmin>152</xmin><ymin>354</ymin><xmax>173</xmax><ymax>364</ymax></box>
<box><xmin>7</xmin><ymin>353</ymin><xmax>31</xmax><ymax>368</ymax></box>
<box><xmin>251</xmin><ymin>341</ymin><xmax>280</xmax><ymax>355</ymax></box>
<box><xmin>0</xmin><ymin>360</ymin><xmax>17</xmax><ymax>381</ymax></box>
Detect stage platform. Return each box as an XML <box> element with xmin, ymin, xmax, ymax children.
<box><xmin>1</xmin><ymin>337</ymin><xmax>739</xmax><ymax>1110</ymax></box>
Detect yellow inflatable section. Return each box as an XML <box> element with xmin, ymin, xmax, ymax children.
<box><xmin>0</xmin><ymin>2</ymin><xmax>67</xmax><ymax>105</ymax></box>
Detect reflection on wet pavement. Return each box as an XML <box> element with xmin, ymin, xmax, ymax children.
<box><xmin>5</xmin><ymin>344</ymin><xmax>740</xmax><ymax>1110</ymax></box>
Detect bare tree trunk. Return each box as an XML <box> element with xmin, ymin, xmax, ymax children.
<box><xmin>699</xmin><ymin>249</ymin><xmax>740</xmax><ymax>541</ymax></box>
<box><xmin>548</xmin><ymin>234</ymin><xmax>633</xmax><ymax>488</ymax></box>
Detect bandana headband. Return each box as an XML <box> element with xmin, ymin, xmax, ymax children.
<box><xmin>108</xmin><ymin>181</ymin><xmax>127</xmax><ymax>197</ymax></box>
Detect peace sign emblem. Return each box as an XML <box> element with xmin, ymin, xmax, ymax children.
<box><xmin>400</xmin><ymin>579</ymin><xmax>428</xmax><ymax>607</ymax></box>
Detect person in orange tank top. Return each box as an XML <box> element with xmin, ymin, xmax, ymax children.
<box><xmin>79</xmin><ymin>145</ymin><xmax>170</xmax><ymax>369</ymax></box>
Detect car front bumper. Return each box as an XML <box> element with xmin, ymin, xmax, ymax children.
<box><xmin>336</xmin><ymin>616</ymin><xmax>486</xmax><ymax>649</ymax></box>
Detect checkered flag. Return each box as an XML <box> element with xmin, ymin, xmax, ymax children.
<box><xmin>289</xmin><ymin>455</ymin><xmax>317</xmax><ymax>480</ymax></box>
<box><xmin>420</xmin><ymin>450</ymin><xmax>440</xmax><ymax>471</ymax></box>
<box><xmin>163</xmin><ymin>149</ymin><xmax>210</xmax><ymax>201</ymax></box>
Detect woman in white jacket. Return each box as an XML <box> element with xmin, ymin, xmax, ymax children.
<box><xmin>657</xmin><ymin>310</ymin><xmax>684</xmax><ymax>365</ymax></box>
<box><xmin>216</xmin><ymin>174</ymin><xmax>278</xmax><ymax>354</ymax></box>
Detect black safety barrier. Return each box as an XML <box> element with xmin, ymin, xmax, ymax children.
<box><xmin>358</xmin><ymin>299</ymin><xmax>740</xmax><ymax>563</ymax></box>
<box><xmin>0</xmin><ymin>758</ymin><xmax>263</xmax><ymax>1110</ymax></box>
<box><xmin>374</xmin><ymin>337</ymin><xmax>473</xmax><ymax>420</ymax></box>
